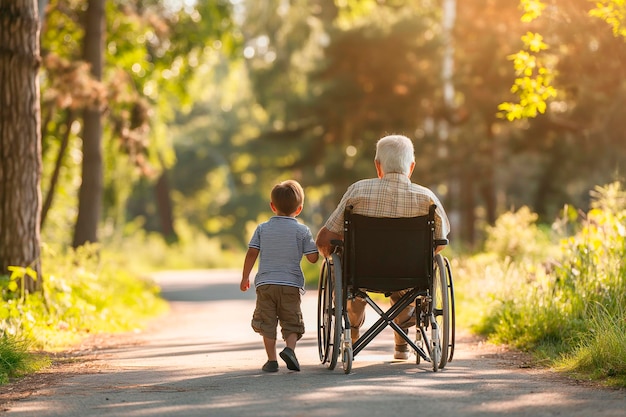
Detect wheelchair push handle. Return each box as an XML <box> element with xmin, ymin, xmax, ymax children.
<box><xmin>330</xmin><ymin>239</ymin><xmax>344</xmax><ymax>255</ymax></box>
<box><xmin>435</xmin><ymin>238</ymin><xmax>449</xmax><ymax>246</ymax></box>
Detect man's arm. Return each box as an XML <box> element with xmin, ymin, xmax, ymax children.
<box><xmin>315</xmin><ymin>226</ymin><xmax>342</xmax><ymax>258</ymax></box>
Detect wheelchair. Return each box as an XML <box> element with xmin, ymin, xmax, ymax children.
<box><xmin>317</xmin><ymin>205</ymin><xmax>455</xmax><ymax>373</ymax></box>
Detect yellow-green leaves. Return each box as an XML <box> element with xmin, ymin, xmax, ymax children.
<box><xmin>502</xmin><ymin>0</ymin><xmax>626</xmax><ymax>121</ymax></box>
<box><xmin>4</xmin><ymin>266</ymin><xmax>38</xmax><ymax>295</ymax></box>
<box><xmin>521</xmin><ymin>31</ymin><xmax>548</xmax><ymax>53</ymax></box>
<box><xmin>589</xmin><ymin>0</ymin><xmax>626</xmax><ymax>39</ymax></box>
<box><xmin>520</xmin><ymin>0</ymin><xmax>546</xmax><ymax>22</ymax></box>
<box><xmin>498</xmin><ymin>32</ymin><xmax>557</xmax><ymax>121</ymax></box>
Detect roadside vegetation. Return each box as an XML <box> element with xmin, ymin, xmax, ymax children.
<box><xmin>0</xmin><ymin>244</ymin><xmax>168</xmax><ymax>384</ymax></box>
<box><xmin>0</xmin><ymin>221</ymin><xmax>245</xmax><ymax>385</ymax></box>
<box><xmin>455</xmin><ymin>181</ymin><xmax>626</xmax><ymax>388</ymax></box>
<box><xmin>2</xmin><ymin>183</ymin><xmax>624</xmax><ymax>387</ymax></box>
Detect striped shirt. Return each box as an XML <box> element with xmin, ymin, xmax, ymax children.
<box><xmin>249</xmin><ymin>216</ymin><xmax>318</xmax><ymax>290</ymax></box>
<box><xmin>325</xmin><ymin>173</ymin><xmax>451</xmax><ymax>239</ymax></box>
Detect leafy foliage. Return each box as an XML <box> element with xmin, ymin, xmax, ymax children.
<box><xmin>484</xmin><ymin>206</ymin><xmax>554</xmax><ymax>262</ymax></box>
<box><xmin>498</xmin><ymin>32</ymin><xmax>557</xmax><ymax>120</ymax></box>
<box><xmin>0</xmin><ymin>244</ymin><xmax>167</xmax><ymax>351</ymax></box>
<box><xmin>462</xmin><ymin>182</ymin><xmax>626</xmax><ymax>385</ymax></box>
<box><xmin>590</xmin><ymin>0</ymin><xmax>626</xmax><ymax>38</ymax></box>
<box><xmin>39</xmin><ymin>0</ymin><xmax>240</xmax><ymax>242</ymax></box>
<box><xmin>502</xmin><ymin>0</ymin><xmax>626</xmax><ymax>120</ymax></box>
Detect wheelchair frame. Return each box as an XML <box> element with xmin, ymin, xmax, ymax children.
<box><xmin>317</xmin><ymin>205</ymin><xmax>455</xmax><ymax>373</ymax></box>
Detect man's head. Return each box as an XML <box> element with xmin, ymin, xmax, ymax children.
<box><xmin>374</xmin><ymin>134</ymin><xmax>415</xmax><ymax>177</ymax></box>
<box><xmin>271</xmin><ymin>180</ymin><xmax>305</xmax><ymax>216</ymax></box>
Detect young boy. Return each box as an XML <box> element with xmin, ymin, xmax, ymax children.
<box><xmin>240</xmin><ymin>180</ymin><xmax>319</xmax><ymax>372</ymax></box>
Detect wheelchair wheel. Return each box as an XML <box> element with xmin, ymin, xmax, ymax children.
<box><xmin>316</xmin><ymin>255</ymin><xmax>343</xmax><ymax>370</ymax></box>
<box><xmin>432</xmin><ymin>254</ymin><xmax>452</xmax><ymax>370</ymax></box>
<box><xmin>342</xmin><ymin>343</ymin><xmax>353</xmax><ymax>374</ymax></box>
<box><xmin>444</xmin><ymin>256</ymin><xmax>456</xmax><ymax>363</ymax></box>
<box><xmin>317</xmin><ymin>260</ymin><xmax>330</xmax><ymax>363</ymax></box>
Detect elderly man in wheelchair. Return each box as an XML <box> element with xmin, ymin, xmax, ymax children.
<box><xmin>315</xmin><ymin>134</ymin><xmax>455</xmax><ymax>373</ymax></box>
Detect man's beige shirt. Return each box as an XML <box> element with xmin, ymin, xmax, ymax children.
<box><xmin>324</xmin><ymin>173</ymin><xmax>450</xmax><ymax>239</ymax></box>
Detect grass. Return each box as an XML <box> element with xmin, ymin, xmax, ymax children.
<box><xmin>0</xmin><ymin>220</ymin><xmax>252</xmax><ymax>385</ymax></box>
<box><xmin>459</xmin><ymin>182</ymin><xmax>626</xmax><ymax>387</ymax></box>
<box><xmin>0</xmin><ymin>337</ymin><xmax>49</xmax><ymax>384</ymax></box>
<box><xmin>556</xmin><ymin>307</ymin><xmax>626</xmax><ymax>387</ymax></box>
<box><xmin>0</xmin><ymin>241</ymin><xmax>170</xmax><ymax>385</ymax></box>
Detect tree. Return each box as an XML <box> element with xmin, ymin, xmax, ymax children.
<box><xmin>501</xmin><ymin>0</ymin><xmax>626</xmax><ymax>121</ymax></box>
<box><xmin>72</xmin><ymin>0</ymin><xmax>105</xmax><ymax>247</ymax></box>
<box><xmin>450</xmin><ymin>0</ymin><xmax>526</xmax><ymax>243</ymax></box>
<box><xmin>244</xmin><ymin>0</ymin><xmax>444</xmax><ymax>200</ymax></box>
<box><xmin>39</xmin><ymin>1</ymin><xmax>238</xmax><ymax>246</ymax></box>
<box><xmin>0</xmin><ymin>0</ymin><xmax>43</xmax><ymax>291</ymax></box>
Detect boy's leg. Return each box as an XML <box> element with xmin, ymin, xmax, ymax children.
<box><xmin>277</xmin><ymin>286</ymin><xmax>303</xmax><ymax>371</ymax></box>
<box><xmin>284</xmin><ymin>332</ymin><xmax>298</xmax><ymax>350</ymax></box>
<box><xmin>252</xmin><ymin>286</ymin><xmax>280</xmax><ymax>371</ymax></box>
<box><xmin>262</xmin><ymin>336</ymin><xmax>279</xmax><ymax>372</ymax></box>
<box><xmin>263</xmin><ymin>336</ymin><xmax>278</xmax><ymax>361</ymax></box>
<box><xmin>279</xmin><ymin>333</ymin><xmax>300</xmax><ymax>371</ymax></box>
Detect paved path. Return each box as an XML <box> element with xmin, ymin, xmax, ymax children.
<box><xmin>3</xmin><ymin>270</ymin><xmax>625</xmax><ymax>416</ymax></box>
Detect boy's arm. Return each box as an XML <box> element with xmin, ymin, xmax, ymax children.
<box><xmin>241</xmin><ymin>247</ymin><xmax>260</xmax><ymax>291</ymax></box>
<box><xmin>305</xmin><ymin>252</ymin><xmax>319</xmax><ymax>263</ymax></box>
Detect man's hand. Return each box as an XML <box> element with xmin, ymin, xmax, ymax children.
<box><xmin>240</xmin><ymin>277</ymin><xmax>250</xmax><ymax>292</ymax></box>
<box><xmin>315</xmin><ymin>226</ymin><xmax>342</xmax><ymax>258</ymax></box>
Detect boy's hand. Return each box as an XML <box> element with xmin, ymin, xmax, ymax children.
<box><xmin>240</xmin><ymin>277</ymin><xmax>250</xmax><ymax>292</ymax></box>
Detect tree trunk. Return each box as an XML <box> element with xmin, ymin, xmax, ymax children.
<box><xmin>155</xmin><ymin>171</ymin><xmax>178</xmax><ymax>244</ymax></box>
<box><xmin>459</xmin><ymin>170</ymin><xmax>476</xmax><ymax>246</ymax></box>
<box><xmin>41</xmin><ymin>109</ymin><xmax>74</xmax><ymax>228</ymax></box>
<box><xmin>73</xmin><ymin>0</ymin><xmax>104</xmax><ymax>248</ymax></box>
<box><xmin>480</xmin><ymin>121</ymin><xmax>497</xmax><ymax>226</ymax></box>
<box><xmin>0</xmin><ymin>0</ymin><xmax>43</xmax><ymax>292</ymax></box>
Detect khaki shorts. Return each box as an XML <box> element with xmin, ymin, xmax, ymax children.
<box><xmin>251</xmin><ymin>284</ymin><xmax>304</xmax><ymax>341</ymax></box>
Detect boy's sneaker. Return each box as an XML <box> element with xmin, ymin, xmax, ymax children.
<box><xmin>262</xmin><ymin>360</ymin><xmax>279</xmax><ymax>372</ymax></box>
<box><xmin>279</xmin><ymin>347</ymin><xmax>301</xmax><ymax>371</ymax></box>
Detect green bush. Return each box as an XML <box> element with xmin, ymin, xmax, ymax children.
<box><xmin>484</xmin><ymin>206</ymin><xmax>556</xmax><ymax>262</ymax></box>
<box><xmin>1</xmin><ymin>243</ymin><xmax>168</xmax><ymax>351</ymax></box>
<box><xmin>108</xmin><ymin>219</ymin><xmax>243</xmax><ymax>272</ymax></box>
<box><xmin>464</xmin><ymin>182</ymin><xmax>626</xmax><ymax>385</ymax></box>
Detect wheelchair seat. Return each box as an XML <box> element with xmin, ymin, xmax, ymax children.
<box><xmin>317</xmin><ymin>204</ymin><xmax>455</xmax><ymax>373</ymax></box>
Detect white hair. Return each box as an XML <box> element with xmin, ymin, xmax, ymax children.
<box><xmin>374</xmin><ymin>135</ymin><xmax>415</xmax><ymax>175</ymax></box>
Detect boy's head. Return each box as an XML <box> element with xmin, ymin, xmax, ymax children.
<box><xmin>271</xmin><ymin>180</ymin><xmax>304</xmax><ymax>216</ymax></box>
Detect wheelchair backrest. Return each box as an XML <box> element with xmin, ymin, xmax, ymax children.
<box><xmin>343</xmin><ymin>205</ymin><xmax>435</xmax><ymax>293</ymax></box>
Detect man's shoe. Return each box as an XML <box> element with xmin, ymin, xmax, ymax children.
<box><xmin>262</xmin><ymin>360</ymin><xmax>279</xmax><ymax>372</ymax></box>
<box><xmin>394</xmin><ymin>345</ymin><xmax>410</xmax><ymax>360</ymax></box>
<box><xmin>279</xmin><ymin>347</ymin><xmax>300</xmax><ymax>371</ymax></box>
